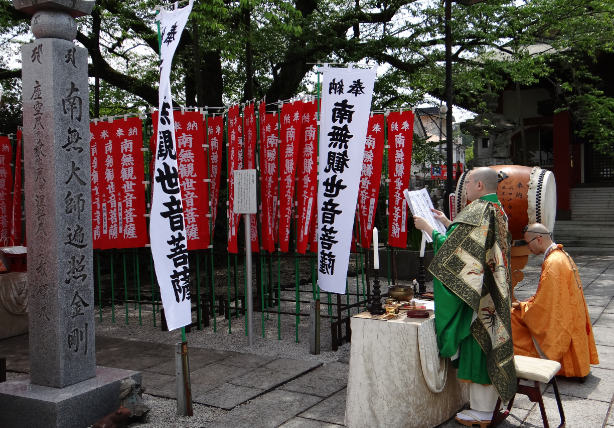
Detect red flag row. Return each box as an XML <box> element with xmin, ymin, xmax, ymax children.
<box><xmin>0</xmin><ymin>136</ymin><xmax>13</xmax><ymax>242</ymax></box>
<box><xmin>90</xmin><ymin>118</ymin><xmax>148</xmax><ymax>250</ymax></box>
<box><xmin>85</xmin><ymin>104</ymin><xmax>417</xmax><ymax>252</ymax></box>
<box><xmin>0</xmin><ymin>106</ymin><xmax>419</xmax><ymax>255</ymax></box>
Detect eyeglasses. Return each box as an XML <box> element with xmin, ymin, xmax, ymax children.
<box><xmin>523</xmin><ymin>225</ymin><xmax>547</xmax><ymax>246</ymax></box>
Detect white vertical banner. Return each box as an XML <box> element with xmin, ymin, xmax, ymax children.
<box><xmin>317</xmin><ymin>66</ymin><xmax>377</xmax><ymax>294</ymax></box>
<box><xmin>151</xmin><ymin>0</ymin><xmax>194</xmax><ymax>331</ymax></box>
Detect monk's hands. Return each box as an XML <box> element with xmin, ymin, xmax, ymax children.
<box><xmin>431</xmin><ymin>208</ymin><xmax>452</xmax><ymax>228</ymax></box>
<box><xmin>511</xmin><ymin>301</ymin><xmax>520</xmax><ymax>309</ymax></box>
<box><xmin>413</xmin><ymin>215</ymin><xmax>435</xmax><ymax>238</ymax></box>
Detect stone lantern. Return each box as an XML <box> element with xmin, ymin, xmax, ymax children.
<box><xmin>461</xmin><ymin>92</ymin><xmax>517</xmax><ymax>166</ymax></box>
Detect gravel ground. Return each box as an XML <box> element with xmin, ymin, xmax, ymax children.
<box><xmin>5</xmin><ymin>372</ymin><xmax>28</xmax><ymax>381</ymax></box>
<box><xmin>122</xmin><ymin>394</ymin><xmax>228</xmax><ymax>428</ymax></box>
<box><xmin>95</xmin><ymin>254</ymin><xmax>431</xmax><ymax>364</ymax></box>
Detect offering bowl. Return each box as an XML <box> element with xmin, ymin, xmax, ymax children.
<box><xmin>388</xmin><ymin>285</ymin><xmax>414</xmax><ymax>302</ymax></box>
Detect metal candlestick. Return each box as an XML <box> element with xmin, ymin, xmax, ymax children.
<box><xmin>369</xmin><ymin>270</ymin><xmax>385</xmax><ymax>315</ymax></box>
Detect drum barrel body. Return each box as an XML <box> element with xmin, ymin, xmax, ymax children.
<box><xmin>490</xmin><ymin>165</ymin><xmax>532</xmax><ymax>241</ymax></box>
<box><xmin>455</xmin><ymin>166</ymin><xmax>556</xmax><ymax>242</ymax></box>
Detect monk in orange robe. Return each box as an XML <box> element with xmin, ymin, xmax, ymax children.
<box><xmin>511</xmin><ymin>223</ymin><xmax>599</xmax><ymax>378</ymax></box>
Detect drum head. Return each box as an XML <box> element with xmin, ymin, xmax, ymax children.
<box><xmin>538</xmin><ymin>171</ymin><xmax>557</xmax><ymax>233</ymax></box>
<box><xmin>454</xmin><ymin>171</ymin><xmax>470</xmax><ymax>217</ymax></box>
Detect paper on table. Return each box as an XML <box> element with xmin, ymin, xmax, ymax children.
<box><xmin>403</xmin><ymin>188</ymin><xmax>447</xmax><ymax>243</ymax></box>
<box><xmin>413</xmin><ymin>299</ymin><xmax>435</xmax><ymax>311</ymax></box>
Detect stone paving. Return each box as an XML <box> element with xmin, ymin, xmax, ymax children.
<box><xmin>1</xmin><ymin>247</ymin><xmax>614</xmax><ymax>427</ymax></box>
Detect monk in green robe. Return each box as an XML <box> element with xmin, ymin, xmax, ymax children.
<box><xmin>414</xmin><ymin>167</ymin><xmax>516</xmax><ymax>427</ymax></box>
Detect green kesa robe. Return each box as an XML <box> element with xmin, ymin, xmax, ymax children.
<box><xmin>430</xmin><ymin>194</ymin><xmax>517</xmax><ymax>403</ymax></box>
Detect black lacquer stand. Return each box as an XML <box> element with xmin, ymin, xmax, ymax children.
<box><xmin>417</xmin><ymin>256</ymin><xmax>426</xmax><ymax>296</ymax></box>
<box><xmin>369</xmin><ymin>270</ymin><xmax>385</xmax><ymax>315</ymax></box>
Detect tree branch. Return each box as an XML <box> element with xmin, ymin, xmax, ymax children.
<box><xmin>0</xmin><ymin>68</ymin><xmax>21</xmax><ymax>80</ymax></box>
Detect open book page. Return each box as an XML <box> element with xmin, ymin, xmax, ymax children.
<box><xmin>403</xmin><ymin>188</ymin><xmax>447</xmax><ymax>243</ymax></box>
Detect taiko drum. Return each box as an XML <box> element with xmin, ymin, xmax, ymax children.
<box><xmin>455</xmin><ymin>165</ymin><xmax>557</xmax><ymax>241</ymax></box>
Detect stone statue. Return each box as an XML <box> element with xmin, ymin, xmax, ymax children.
<box><xmin>119</xmin><ymin>378</ymin><xmax>149</xmax><ymax>417</ymax></box>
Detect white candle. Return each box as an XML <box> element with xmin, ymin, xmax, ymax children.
<box><xmin>373</xmin><ymin>227</ymin><xmax>379</xmax><ymax>269</ymax></box>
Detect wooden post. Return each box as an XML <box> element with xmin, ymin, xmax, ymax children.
<box><xmin>175</xmin><ymin>342</ymin><xmax>193</xmax><ymax>416</ymax></box>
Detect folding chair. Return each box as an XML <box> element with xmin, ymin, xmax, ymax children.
<box><xmin>491</xmin><ymin>355</ymin><xmax>566</xmax><ymax>428</ymax></box>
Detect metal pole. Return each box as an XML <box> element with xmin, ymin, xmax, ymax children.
<box><xmin>444</xmin><ymin>0</ymin><xmax>454</xmax><ymax>217</ymax></box>
<box><xmin>244</xmin><ymin>213</ymin><xmax>254</xmax><ymax>346</ymax></box>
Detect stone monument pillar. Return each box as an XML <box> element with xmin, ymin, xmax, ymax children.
<box><xmin>0</xmin><ymin>1</ymin><xmax>140</xmax><ymax>427</ymax></box>
<box><xmin>22</xmin><ymin>4</ymin><xmax>95</xmax><ymax>389</ymax></box>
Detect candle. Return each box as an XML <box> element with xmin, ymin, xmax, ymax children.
<box><xmin>373</xmin><ymin>227</ymin><xmax>379</xmax><ymax>269</ymax></box>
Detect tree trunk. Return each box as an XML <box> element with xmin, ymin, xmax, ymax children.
<box><xmin>192</xmin><ymin>17</ymin><xmax>204</xmax><ymax>108</ymax></box>
<box><xmin>244</xmin><ymin>6</ymin><xmax>254</xmax><ymax>101</ymax></box>
<box><xmin>201</xmin><ymin>50</ymin><xmax>224</xmax><ymax>108</ymax></box>
<box><xmin>93</xmin><ymin>8</ymin><xmax>100</xmax><ymax>118</ymax></box>
<box><xmin>185</xmin><ymin>72</ymin><xmax>197</xmax><ymax>107</ymax></box>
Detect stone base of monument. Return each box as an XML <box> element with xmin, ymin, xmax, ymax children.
<box><xmin>0</xmin><ymin>366</ymin><xmax>140</xmax><ymax>428</ymax></box>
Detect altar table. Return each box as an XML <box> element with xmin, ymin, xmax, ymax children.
<box><xmin>345</xmin><ymin>312</ymin><xmax>469</xmax><ymax>428</ymax></box>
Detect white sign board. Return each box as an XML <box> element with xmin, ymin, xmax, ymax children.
<box><xmin>233</xmin><ymin>169</ymin><xmax>257</xmax><ymax>214</ymax></box>
<box><xmin>403</xmin><ymin>188</ymin><xmax>447</xmax><ymax>243</ymax></box>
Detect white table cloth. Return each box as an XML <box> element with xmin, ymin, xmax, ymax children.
<box><xmin>345</xmin><ymin>312</ymin><xmax>469</xmax><ymax>428</ymax></box>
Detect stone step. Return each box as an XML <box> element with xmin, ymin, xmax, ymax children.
<box><xmin>571</xmin><ymin>190</ymin><xmax>614</xmax><ymax>193</ymax></box>
<box><xmin>571</xmin><ymin>212</ymin><xmax>614</xmax><ymax>216</ymax></box>
<box><xmin>564</xmin><ymin>187</ymin><xmax>614</xmax><ymax>246</ymax></box>
<box><xmin>571</xmin><ymin>201</ymin><xmax>614</xmax><ymax>205</ymax></box>
<box><xmin>556</xmin><ymin>241</ymin><xmax>614</xmax><ymax>248</ymax></box>
<box><xmin>555</xmin><ymin>227</ymin><xmax>614</xmax><ymax>234</ymax></box>
<box><xmin>555</xmin><ymin>221</ymin><xmax>613</xmax><ymax>228</ymax></box>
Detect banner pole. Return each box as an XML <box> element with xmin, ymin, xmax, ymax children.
<box><xmin>245</xmin><ymin>213</ymin><xmax>254</xmax><ymax>346</ymax></box>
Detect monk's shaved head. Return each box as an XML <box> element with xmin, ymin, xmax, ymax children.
<box><xmin>524</xmin><ymin>223</ymin><xmax>550</xmax><ymax>234</ymax></box>
<box><xmin>523</xmin><ymin>222</ymin><xmax>553</xmax><ymax>254</ymax></box>
<box><xmin>469</xmin><ymin>167</ymin><xmax>499</xmax><ymax>194</ymax></box>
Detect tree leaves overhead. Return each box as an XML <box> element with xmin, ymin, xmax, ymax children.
<box><xmin>0</xmin><ymin>0</ymin><xmax>613</xmax><ymax>150</ymax></box>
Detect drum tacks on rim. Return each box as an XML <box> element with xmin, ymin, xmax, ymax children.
<box><xmin>454</xmin><ymin>166</ymin><xmax>557</xmax><ymax>242</ymax></box>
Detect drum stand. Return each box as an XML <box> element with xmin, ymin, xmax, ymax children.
<box><xmin>510</xmin><ymin>245</ymin><xmax>532</xmax><ymax>301</ymax></box>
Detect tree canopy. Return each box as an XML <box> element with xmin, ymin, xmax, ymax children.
<box><xmin>0</xmin><ymin>0</ymin><xmax>613</xmax><ymax>153</ymax></box>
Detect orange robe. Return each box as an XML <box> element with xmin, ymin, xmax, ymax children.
<box><xmin>511</xmin><ymin>245</ymin><xmax>599</xmax><ymax>377</ymax></box>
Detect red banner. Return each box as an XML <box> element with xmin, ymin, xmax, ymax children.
<box><xmin>259</xmin><ymin>111</ymin><xmax>278</xmax><ymax>252</ymax></box>
<box><xmin>174</xmin><ymin>111</ymin><xmax>210</xmax><ymax>250</ymax></box>
<box><xmin>10</xmin><ymin>130</ymin><xmax>22</xmax><ymax>245</ymax></box>
<box><xmin>296</xmin><ymin>100</ymin><xmax>318</xmax><ymax>254</ymax></box>
<box><xmin>244</xmin><ymin>103</ymin><xmax>259</xmax><ymax>253</ymax></box>
<box><xmin>113</xmin><ymin>117</ymin><xmax>148</xmax><ymax>248</ymax></box>
<box><xmin>387</xmin><ymin>111</ymin><xmax>414</xmax><ymax>248</ymax></box>
<box><xmin>207</xmin><ymin>114</ymin><xmax>224</xmax><ymax>239</ymax></box>
<box><xmin>357</xmin><ymin>114</ymin><xmax>385</xmax><ymax>248</ymax></box>
<box><xmin>97</xmin><ymin>121</ymin><xmax>119</xmax><ymax>249</ymax></box>
<box><xmin>90</xmin><ymin>122</ymin><xmax>104</xmax><ymax>249</ymax></box>
<box><xmin>0</xmin><ymin>137</ymin><xmax>12</xmax><ymax>241</ymax></box>
<box><xmin>227</xmin><ymin>105</ymin><xmax>242</xmax><ymax>253</ymax></box>
<box><xmin>278</xmin><ymin>101</ymin><xmax>303</xmax><ymax>252</ymax></box>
